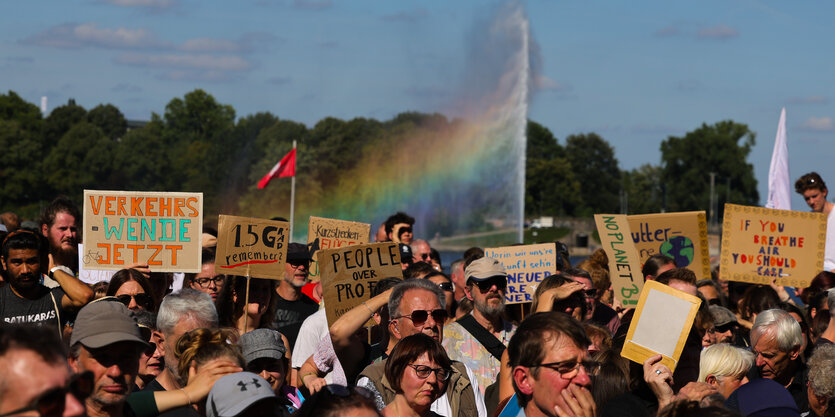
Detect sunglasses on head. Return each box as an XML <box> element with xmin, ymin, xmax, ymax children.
<box><xmin>0</xmin><ymin>371</ymin><xmax>94</xmax><ymax>417</ymax></box>
<box><xmin>116</xmin><ymin>293</ymin><xmax>152</xmax><ymax>308</ymax></box>
<box><xmin>394</xmin><ymin>309</ymin><xmax>448</xmax><ymax>326</ymax></box>
<box><xmin>472</xmin><ymin>276</ymin><xmax>507</xmax><ymax>292</ymax></box>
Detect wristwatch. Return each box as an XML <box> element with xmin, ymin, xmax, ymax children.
<box><xmin>50</xmin><ymin>265</ymin><xmax>74</xmax><ymax>277</ymax></box>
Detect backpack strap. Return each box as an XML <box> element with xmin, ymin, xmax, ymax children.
<box><xmin>455</xmin><ymin>314</ymin><xmax>505</xmax><ymax>361</ymax></box>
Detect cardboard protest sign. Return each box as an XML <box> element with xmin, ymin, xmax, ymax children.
<box><xmin>720</xmin><ymin>204</ymin><xmax>827</xmax><ymax>287</ymax></box>
<box><xmin>621</xmin><ymin>280</ymin><xmax>701</xmax><ymax>372</ymax></box>
<box><xmin>307</xmin><ymin>216</ymin><xmax>371</xmax><ymax>282</ymax></box>
<box><xmin>83</xmin><ymin>190</ymin><xmax>203</xmax><ymax>272</ymax></box>
<box><xmin>319</xmin><ymin>242</ymin><xmax>402</xmax><ymax>326</ymax></box>
<box><xmin>627</xmin><ymin>211</ymin><xmax>710</xmax><ymax>280</ymax></box>
<box><xmin>215</xmin><ymin>215</ymin><xmax>289</xmax><ymax>280</ymax></box>
<box><xmin>594</xmin><ymin>214</ymin><xmax>644</xmax><ymax>307</ymax></box>
<box><xmin>483</xmin><ymin>243</ymin><xmax>557</xmax><ymax>305</ymax></box>
<box><xmin>77</xmin><ymin>243</ymin><xmax>116</xmax><ymax>284</ymax></box>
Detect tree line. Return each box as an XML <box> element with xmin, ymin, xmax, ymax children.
<box><xmin>0</xmin><ymin>89</ymin><xmax>759</xmax><ymax>229</ymax></box>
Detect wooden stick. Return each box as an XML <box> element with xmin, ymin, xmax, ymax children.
<box><xmin>244</xmin><ymin>275</ymin><xmax>251</xmax><ymax>332</ymax></box>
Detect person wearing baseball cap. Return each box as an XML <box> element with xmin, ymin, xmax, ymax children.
<box><xmin>239</xmin><ymin>329</ymin><xmax>304</xmax><ymax>413</ymax></box>
<box><xmin>443</xmin><ymin>256</ymin><xmax>516</xmax><ymax>396</ymax></box>
<box><xmin>272</xmin><ymin>243</ymin><xmax>318</xmax><ymax>350</ymax></box>
<box><xmin>206</xmin><ymin>372</ymin><xmax>277</xmax><ymax>417</ymax></box>
<box><xmin>68</xmin><ymin>300</ymin><xmax>149</xmax><ymax>417</ymax></box>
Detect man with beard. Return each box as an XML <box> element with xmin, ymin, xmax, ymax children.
<box><xmin>443</xmin><ymin>256</ymin><xmax>516</xmax><ymax>394</ymax></box>
<box><xmin>40</xmin><ymin>196</ymin><xmax>81</xmax><ymax>277</ymax></box>
<box><xmin>0</xmin><ymin>230</ymin><xmax>93</xmax><ymax>336</ymax></box>
<box><xmin>69</xmin><ymin>301</ymin><xmax>149</xmax><ymax>417</ymax></box>
<box><xmin>272</xmin><ymin>243</ymin><xmax>318</xmax><ymax>349</ymax></box>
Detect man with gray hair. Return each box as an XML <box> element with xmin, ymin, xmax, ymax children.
<box><xmin>750</xmin><ymin>308</ymin><xmax>808</xmax><ymax>413</ymax></box>
<box><xmin>814</xmin><ymin>289</ymin><xmax>835</xmax><ymax>346</ymax></box>
<box><xmin>353</xmin><ymin>279</ymin><xmax>486</xmax><ymax>417</ymax></box>
<box><xmin>806</xmin><ymin>344</ymin><xmax>835</xmax><ymax>417</ymax></box>
<box><xmin>142</xmin><ymin>289</ymin><xmax>218</xmax><ymax>416</ymax></box>
<box><xmin>410</xmin><ymin>239</ymin><xmax>433</xmax><ymax>264</ymax></box>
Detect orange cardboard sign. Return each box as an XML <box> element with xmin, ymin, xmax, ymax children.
<box><xmin>215</xmin><ymin>215</ymin><xmax>289</xmax><ymax>279</ymax></box>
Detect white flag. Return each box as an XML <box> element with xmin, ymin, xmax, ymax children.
<box><xmin>766</xmin><ymin>107</ymin><xmax>791</xmax><ymax>210</ymax></box>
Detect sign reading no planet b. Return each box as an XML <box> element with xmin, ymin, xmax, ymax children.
<box><xmin>627</xmin><ymin>211</ymin><xmax>710</xmax><ymax>280</ymax></box>
<box><xmin>483</xmin><ymin>243</ymin><xmax>557</xmax><ymax>305</ymax></box>
<box><xmin>594</xmin><ymin>214</ymin><xmax>644</xmax><ymax>307</ymax></box>
<box><xmin>319</xmin><ymin>242</ymin><xmax>402</xmax><ymax>326</ymax></box>
<box><xmin>83</xmin><ymin>190</ymin><xmax>203</xmax><ymax>272</ymax></box>
<box><xmin>720</xmin><ymin>204</ymin><xmax>826</xmax><ymax>287</ymax></box>
<box><xmin>307</xmin><ymin>216</ymin><xmax>371</xmax><ymax>282</ymax></box>
<box><xmin>215</xmin><ymin>215</ymin><xmax>290</xmax><ymax>280</ymax></box>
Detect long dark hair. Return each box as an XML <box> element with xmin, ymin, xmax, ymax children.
<box><xmin>106</xmin><ymin>268</ymin><xmax>158</xmax><ymax>312</ymax></box>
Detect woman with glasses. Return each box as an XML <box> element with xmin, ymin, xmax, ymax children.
<box><xmin>383</xmin><ymin>333</ymin><xmax>452</xmax><ymax>417</ymax></box>
<box><xmin>106</xmin><ymin>268</ymin><xmax>157</xmax><ymax>312</ymax></box>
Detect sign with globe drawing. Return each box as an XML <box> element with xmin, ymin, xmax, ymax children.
<box><xmin>627</xmin><ymin>211</ymin><xmax>711</xmax><ymax>281</ymax></box>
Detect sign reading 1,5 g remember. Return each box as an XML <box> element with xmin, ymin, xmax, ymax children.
<box><xmin>215</xmin><ymin>215</ymin><xmax>290</xmax><ymax>280</ymax></box>
<box><xmin>83</xmin><ymin>190</ymin><xmax>203</xmax><ymax>273</ymax></box>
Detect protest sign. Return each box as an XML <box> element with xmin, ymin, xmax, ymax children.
<box><xmin>627</xmin><ymin>211</ymin><xmax>710</xmax><ymax>280</ymax></box>
<box><xmin>594</xmin><ymin>214</ymin><xmax>644</xmax><ymax>307</ymax></box>
<box><xmin>319</xmin><ymin>242</ymin><xmax>402</xmax><ymax>326</ymax></box>
<box><xmin>483</xmin><ymin>243</ymin><xmax>557</xmax><ymax>304</ymax></box>
<box><xmin>77</xmin><ymin>243</ymin><xmax>116</xmax><ymax>284</ymax></box>
<box><xmin>621</xmin><ymin>280</ymin><xmax>701</xmax><ymax>372</ymax></box>
<box><xmin>215</xmin><ymin>215</ymin><xmax>289</xmax><ymax>280</ymax></box>
<box><xmin>307</xmin><ymin>216</ymin><xmax>370</xmax><ymax>282</ymax></box>
<box><xmin>83</xmin><ymin>190</ymin><xmax>203</xmax><ymax>272</ymax></box>
<box><xmin>720</xmin><ymin>203</ymin><xmax>827</xmax><ymax>287</ymax></box>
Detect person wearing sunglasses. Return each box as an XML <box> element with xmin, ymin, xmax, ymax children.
<box><xmin>272</xmin><ymin>243</ymin><xmax>318</xmax><ymax>351</ymax></box>
<box><xmin>382</xmin><ymin>334</ymin><xmax>452</xmax><ymax>417</ymax></box>
<box><xmin>356</xmin><ymin>279</ymin><xmax>486</xmax><ymax>417</ymax></box>
<box><xmin>106</xmin><ymin>268</ymin><xmax>157</xmax><ymax>312</ymax></box>
<box><xmin>443</xmin><ymin>256</ymin><xmax>517</xmax><ymax>396</ymax></box>
<box><xmin>410</xmin><ymin>240</ymin><xmax>433</xmax><ymax>266</ymax></box>
<box><xmin>0</xmin><ymin>325</ymin><xmax>88</xmax><ymax>417</ymax></box>
<box><xmin>795</xmin><ymin>172</ymin><xmax>835</xmax><ymax>272</ymax></box>
<box><xmin>508</xmin><ymin>312</ymin><xmax>598</xmax><ymax>417</ymax></box>
<box><xmin>426</xmin><ymin>272</ymin><xmax>455</xmax><ymax>323</ymax></box>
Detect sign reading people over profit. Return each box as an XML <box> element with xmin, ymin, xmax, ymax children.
<box><xmin>483</xmin><ymin>243</ymin><xmax>557</xmax><ymax>305</ymax></box>
<box><xmin>83</xmin><ymin>190</ymin><xmax>203</xmax><ymax>272</ymax></box>
<box><xmin>319</xmin><ymin>242</ymin><xmax>401</xmax><ymax>326</ymax></box>
<box><xmin>720</xmin><ymin>204</ymin><xmax>827</xmax><ymax>287</ymax></box>
<box><xmin>595</xmin><ymin>214</ymin><xmax>644</xmax><ymax>307</ymax></box>
<box><xmin>307</xmin><ymin>216</ymin><xmax>370</xmax><ymax>282</ymax></box>
<box><xmin>627</xmin><ymin>211</ymin><xmax>710</xmax><ymax>280</ymax></box>
<box><xmin>215</xmin><ymin>215</ymin><xmax>289</xmax><ymax>280</ymax></box>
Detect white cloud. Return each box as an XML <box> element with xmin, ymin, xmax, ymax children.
<box><xmin>697</xmin><ymin>24</ymin><xmax>739</xmax><ymax>40</ymax></box>
<box><xmin>115</xmin><ymin>53</ymin><xmax>251</xmax><ymax>71</ymax></box>
<box><xmin>179</xmin><ymin>38</ymin><xmax>243</xmax><ymax>53</ymax></box>
<box><xmin>22</xmin><ymin>23</ymin><xmax>166</xmax><ymax>49</ymax></box>
<box><xmin>798</xmin><ymin>116</ymin><xmax>833</xmax><ymax>132</ymax></box>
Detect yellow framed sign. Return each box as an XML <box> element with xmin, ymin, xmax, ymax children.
<box><xmin>621</xmin><ymin>280</ymin><xmax>701</xmax><ymax>372</ymax></box>
<box><xmin>627</xmin><ymin>211</ymin><xmax>710</xmax><ymax>280</ymax></box>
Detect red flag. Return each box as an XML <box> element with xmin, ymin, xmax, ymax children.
<box><xmin>257</xmin><ymin>149</ymin><xmax>296</xmax><ymax>189</ymax></box>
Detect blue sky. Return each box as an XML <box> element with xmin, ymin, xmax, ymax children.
<box><xmin>3</xmin><ymin>0</ymin><xmax>834</xmax><ymax>210</ymax></box>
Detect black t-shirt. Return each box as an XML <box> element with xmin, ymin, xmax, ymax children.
<box><xmin>0</xmin><ymin>284</ymin><xmax>67</xmax><ymax>336</ymax></box>
<box><xmin>271</xmin><ymin>294</ymin><xmax>319</xmax><ymax>349</ymax></box>
<box><xmin>142</xmin><ymin>380</ymin><xmax>199</xmax><ymax>417</ymax></box>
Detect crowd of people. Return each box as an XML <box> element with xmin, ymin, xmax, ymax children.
<box><xmin>0</xmin><ymin>172</ymin><xmax>834</xmax><ymax>417</ymax></box>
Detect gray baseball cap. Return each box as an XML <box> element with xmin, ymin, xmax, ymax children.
<box><xmin>70</xmin><ymin>299</ymin><xmax>148</xmax><ymax>349</ymax></box>
<box><xmin>709</xmin><ymin>305</ymin><xmax>738</xmax><ymax>328</ymax></box>
<box><xmin>207</xmin><ymin>372</ymin><xmax>276</xmax><ymax>417</ymax></box>
<box><xmin>239</xmin><ymin>329</ymin><xmax>286</xmax><ymax>366</ymax></box>
<box><xmin>465</xmin><ymin>256</ymin><xmax>508</xmax><ymax>282</ymax></box>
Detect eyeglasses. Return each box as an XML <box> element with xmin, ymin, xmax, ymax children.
<box><xmin>194</xmin><ymin>276</ymin><xmax>224</xmax><ymax>288</ymax></box>
<box><xmin>472</xmin><ymin>276</ymin><xmax>507</xmax><ymax>292</ymax></box>
<box><xmin>398</xmin><ymin>227</ymin><xmax>413</xmax><ymax>235</ymax></box>
<box><xmin>582</xmin><ymin>288</ymin><xmax>597</xmax><ymax>298</ymax></box>
<box><xmin>438</xmin><ymin>282</ymin><xmax>453</xmax><ymax>292</ymax></box>
<box><xmin>409</xmin><ymin>364</ymin><xmax>452</xmax><ymax>381</ymax></box>
<box><xmin>247</xmin><ymin>358</ymin><xmax>285</xmax><ymax>374</ymax></box>
<box><xmin>287</xmin><ymin>260</ymin><xmax>310</xmax><ymax>268</ymax></box>
<box><xmin>0</xmin><ymin>371</ymin><xmax>94</xmax><ymax>417</ymax></box>
<box><xmin>418</xmin><ymin>253</ymin><xmax>431</xmax><ymax>261</ymax></box>
<box><xmin>116</xmin><ymin>293</ymin><xmax>152</xmax><ymax>308</ymax></box>
<box><xmin>393</xmin><ymin>309</ymin><xmax>448</xmax><ymax>326</ymax></box>
<box><xmin>526</xmin><ymin>360</ymin><xmax>601</xmax><ymax>378</ymax></box>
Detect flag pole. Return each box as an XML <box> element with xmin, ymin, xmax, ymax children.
<box><xmin>290</xmin><ymin>140</ymin><xmax>297</xmax><ymax>239</ymax></box>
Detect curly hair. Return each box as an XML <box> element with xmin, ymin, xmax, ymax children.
<box><xmin>175</xmin><ymin>328</ymin><xmax>244</xmax><ymax>384</ymax></box>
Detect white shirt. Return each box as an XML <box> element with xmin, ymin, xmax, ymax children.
<box><xmin>825</xmin><ymin>208</ymin><xmax>835</xmax><ymax>271</ymax></box>
<box><xmin>291</xmin><ymin>308</ymin><xmax>337</xmax><ymax>384</ymax></box>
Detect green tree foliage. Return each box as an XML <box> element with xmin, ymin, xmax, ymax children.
<box><xmin>565</xmin><ymin>133</ymin><xmax>622</xmax><ymax>215</ymax></box>
<box><xmin>44</xmin><ymin>99</ymin><xmax>86</xmax><ymax>146</ymax></box>
<box><xmin>87</xmin><ymin>104</ymin><xmax>127</xmax><ymax>140</ymax></box>
<box><xmin>525</xmin><ymin>121</ymin><xmax>581</xmax><ymax>217</ymax></box>
<box><xmin>660</xmin><ymin>121</ymin><xmax>758</xmax><ymax>216</ymax></box>
<box><xmin>0</xmin><ymin>92</ymin><xmax>45</xmax><ymax>215</ymax></box>
<box><xmin>43</xmin><ymin>122</ymin><xmax>115</xmax><ymax>200</ymax></box>
<box><xmin>622</xmin><ymin>164</ymin><xmax>664</xmax><ymax>214</ymax></box>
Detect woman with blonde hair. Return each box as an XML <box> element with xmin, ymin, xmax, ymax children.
<box><xmin>698</xmin><ymin>343</ymin><xmax>753</xmax><ymax>398</ymax></box>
